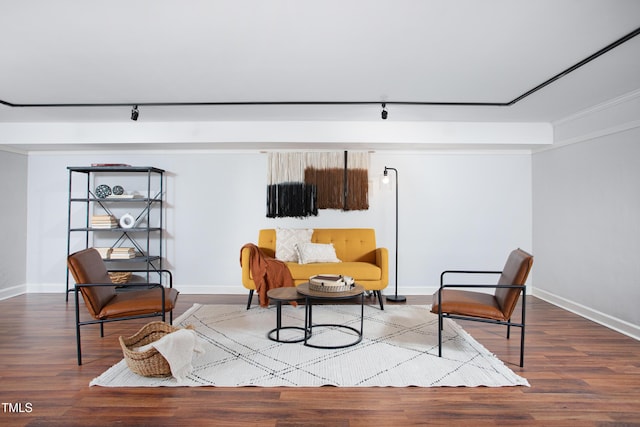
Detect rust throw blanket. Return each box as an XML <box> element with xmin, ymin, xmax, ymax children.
<box><xmin>240</xmin><ymin>244</ymin><xmax>294</xmax><ymax>307</ymax></box>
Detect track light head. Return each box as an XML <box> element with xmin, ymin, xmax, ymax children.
<box><xmin>131</xmin><ymin>105</ymin><xmax>139</xmax><ymax>121</ymax></box>
<box><xmin>381</xmin><ymin>103</ymin><xmax>388</xmax><ymax>120</ymax></box>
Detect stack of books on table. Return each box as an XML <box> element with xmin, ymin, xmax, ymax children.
<box><xmin>91</xmin><ymin>215</ymin><xmax>118</xmax><ymax>229</ymax></box>
<box><xmin>110</xmin><ymin>247</ymin><xmax>136</xmax><ymax>259</ymax></box>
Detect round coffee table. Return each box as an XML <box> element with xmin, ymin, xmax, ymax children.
<box><xmin>266</xmin><ymin>286</ymin><xmax>307</xmax><ymax>343</ymax></box>
<box><xmin>296</xmin><ymin>282</ymin><xmax>365</xmax><ymax>349</ymax></box>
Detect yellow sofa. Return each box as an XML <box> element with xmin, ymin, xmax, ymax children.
<box><xmin>241</xmin><ymin>228</ymin><xmax>388</xmax><ymax>309</ymax></box>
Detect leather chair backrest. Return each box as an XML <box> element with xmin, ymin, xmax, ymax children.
<box><xmin>495</xmin><ymin>248</ymin><xmax>534</xmax><ymax>319</ymax></box>
<box><xmin>67</xmin><ymin>248</ymin><xmax>116</xmax><ymax>317</ymax></box>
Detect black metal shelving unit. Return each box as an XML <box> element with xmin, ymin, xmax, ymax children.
<box><xmin>66</xmin><ymin>166</ymin><xmax>165</xmax><ymax>300</ymax></box>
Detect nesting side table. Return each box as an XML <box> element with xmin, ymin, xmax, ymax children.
<box><xmin>296</xmin><ymin>282</ymin><xmax>365</xmax><ymax>349</ymax></box>
<box><xmin>266</xmin><ymin>287</ymin><xmax>307</xmax><ymax>343</ymax></box>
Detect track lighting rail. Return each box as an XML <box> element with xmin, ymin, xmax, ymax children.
<box><xmin>1</xmin><ymin>26</ymin><xmax>638</xmax><ymax>110</ymax></box>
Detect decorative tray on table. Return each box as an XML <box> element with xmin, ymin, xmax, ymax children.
<box><xmin>308</xmin><ymin>274</ymin><xmax>355</xmax><ymax>292</ymax></box>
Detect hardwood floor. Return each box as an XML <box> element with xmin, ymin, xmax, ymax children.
<box><xmin>1</xmin><ymin>293</ymin><xmax>639</xmax><ymax>426</ymax></box>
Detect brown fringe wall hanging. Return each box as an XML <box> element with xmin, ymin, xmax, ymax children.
<box><xmin>304</xmin><ymin>152</ymin><xmax>345</xmax><ymax>210</ymax></box>
<box><xmin>345</xmin><ymin>152</ymin><xmax>369</xmax><ymax>211</ymax></box>
<box><xmin>266</xmin><ymin>151</ymin><xmax>369</xmax><ymax>218</ymax></box>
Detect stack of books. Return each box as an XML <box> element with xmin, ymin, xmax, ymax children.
<box><xmin>91</xmin><ymin>215</ymin><xmax>118</xmax><ymax>229</ymax></box>
<box><xmin>110</xmin><ymin>247</ymin><xmax>136</xmax><ymax>259</ymax></box>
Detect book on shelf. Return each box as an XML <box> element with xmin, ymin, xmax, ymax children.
<box><xmin>110</xmin><ymin>247</ymin><xmax>137</xmax><ymax>259</ymax></box>
<box><xmin>91</xmin><ymin>214</ymin><xmax>118</xmax><ymax>229</ymax></box>
<box><xmin>106</xmin><ymin>194</ymin><xmax>137</xmax><ymax>199</ymax></box>
<box><xmin>92</xmin><ymin>247</ymin><xmax>137</xmax><ymax>259</ymax></box>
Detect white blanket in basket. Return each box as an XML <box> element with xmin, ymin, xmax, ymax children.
<box><xmin>139</xmin><ymin>329</ymin><xmax>204</xmax><ymax>382</ymax></box>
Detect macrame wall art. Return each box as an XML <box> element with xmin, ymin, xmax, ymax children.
<box><xmin>266</xmin><ymin>151</ymin><xmax>370</xmax><ymax>218</ymax></box>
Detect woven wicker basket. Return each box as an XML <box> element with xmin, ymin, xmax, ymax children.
<box><xmin>109</xmin><ymin>271</ymin><xmax>132</xmax><ymax>284</ymax></box>
<box><xmin>119</xmin><ymin>321</ymin><xmax>193</xmax><ymax>377</ymax></box>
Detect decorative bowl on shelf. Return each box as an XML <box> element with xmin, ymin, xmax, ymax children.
<box><xmin>95</xmin><ymin>184</ymin><xmax>112</xmax><ymax>198</ymax></box>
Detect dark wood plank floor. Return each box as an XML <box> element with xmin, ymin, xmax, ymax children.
<box><xmin>1</xmin><ymin>293</ymin><xmax>639</xmax><ymax>426</ymax></box>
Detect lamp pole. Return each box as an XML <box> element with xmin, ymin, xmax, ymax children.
<box><xmin>383</xmin><ymin>166</ymin><xmax>406</xmax><ymax>303</ymax></box>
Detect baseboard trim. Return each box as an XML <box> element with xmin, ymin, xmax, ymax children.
<box><xmin>533</xmin><ymin>288</ymin><xmax>640</xmax><ymax>341</ymax></box>
<box><xmin>0</xmin><ymin>284</ymin><xmax>27</xmax><ymax>301</ymax></box>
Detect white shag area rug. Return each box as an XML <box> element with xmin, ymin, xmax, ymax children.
<box><xmin>91</xmin><ymin>303</ymin><xmax>529</xmax><ymax>388</ymax></box>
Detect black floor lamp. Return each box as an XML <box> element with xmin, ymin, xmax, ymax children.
<box><xmin>383</xmin><ymin>166</ymin><xmax>406</xmax><ymax>303</ymax></box>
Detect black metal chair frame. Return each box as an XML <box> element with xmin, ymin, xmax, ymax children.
<box><xmin>74</xmin><ymin>269</ymin><xmax>173</xmax><ymax>365</ymax></box>
<box><xmin>436</xmin><ymin>270</ymin><xmax>526</xmax><ymax>367</ymax></box>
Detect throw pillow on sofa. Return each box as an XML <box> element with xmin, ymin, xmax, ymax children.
<box><xmin>296</xmin><ymin>242</ymin><xmax>341</xmax><ymax>264</ymax></box>
<box><xmin>275</xmin><ymin>228</ymin><xmax>313</xmax><ymax>262</ymax></box>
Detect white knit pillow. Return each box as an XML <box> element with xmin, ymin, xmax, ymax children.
<box><xmin>275</xmin><ymin>228</ymin><xmax>313</xmax><ymax>262</ymax></box>
<box><xmin>296</xmin><ymin>242</ymin><xmax>341</xmax><ymax>264</ymax></box>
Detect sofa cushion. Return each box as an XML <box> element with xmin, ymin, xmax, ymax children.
<box><xmin>286</xmin><ymin>261</ymin><xmax>382</xmax><ymax>282</ymax></box>
<box><xmin>258</xmin><ymin>228</ymin><xmax>378</xmax><ymax>263</ymax></box>
<box><xmin>275</xmin><ymin>228</ymin><xmax>313</xmax><ymax>262</ymax></box>
<box><xmin>310</xmin><ymin>228</ymin><xmax>377</xmax><ymax>263</ymax></box>
<box><xmin>296</xmin><ymin>242</ymin><xmax>341</xmax><ymax>264</ymax></box>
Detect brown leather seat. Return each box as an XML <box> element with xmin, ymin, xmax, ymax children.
<box><xmin>431</xmin><ymin>248</ymin><xmax>533</xmax><ymax>367</ymax></box>
<box><xmin>68</xmin><ymin>248</ymin><xmax>178</xmax><ymax>365</ymax></box>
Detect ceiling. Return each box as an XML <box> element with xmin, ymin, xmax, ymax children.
<box><xmin>1</xmin><ymin>0</ymin><xmax>640</xmax><ymax>124</ymax></box>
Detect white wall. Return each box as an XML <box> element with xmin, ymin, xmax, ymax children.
<box><xmin>25</xmin><ymin>149</ymin><xmax>532</xmax><ymax>296</ymax></box>
<box><xmin>533</xmin><ymin>90</ymin><xmax>640</xmax><ymax>339</ymax></box>
<box><xmin>0</xmin><ymin>149</ymin><xmax>28</xmax><ymax>299</ymax></box>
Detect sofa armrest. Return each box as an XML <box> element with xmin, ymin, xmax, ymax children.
<box><xmin>375</xmin><ymin>247</ymin><xmax>389</xmax><ymax>286</ymax></box>
<box><xmin>240</xmin><ymin>246</ymin><xmax>256</xmax><ymax>290</ymax></box>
